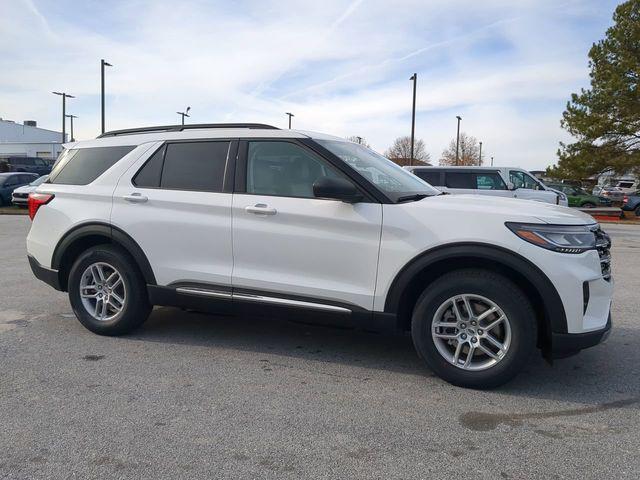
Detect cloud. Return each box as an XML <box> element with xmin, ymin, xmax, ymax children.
<box><xmin>0</xmin><ymin>0</ymin><xmax>620</xmax><ymax>169</ymax></box>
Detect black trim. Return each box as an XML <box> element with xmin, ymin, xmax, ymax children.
<box><xmin>28</xmin><ymin>255</ymin><xmax>61</xmax><ymax>291</ymax></box>
<box><xmin>551</xmin><ymin>314</ymin><xmax>611</xmax><ymax>358</ymax></box>
<box><xmin>98</xmin><ymin>123</ymin><xmax>278</xmax><ymax>138</ymax></box>
<box><xmin>384</xmin><ymin>243</ymin><xmax>568</xmax><ymax>334</ymax></box>
<box><xmin>51</xmin><ymin>222</ymin><xmax>157</xmax><ymax>288</ymax></box>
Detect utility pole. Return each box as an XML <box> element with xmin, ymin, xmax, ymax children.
<box><xmin>455</xmin><ymin>115</ymin><xmax>462</xmax><ymax>165</ymax></box>
<box><xmin>101</xmin><ymin>59</ymin><xmax>112</xmax><ymax>134</ymax></box>
<box><xmin>478</xmin><ymin>141</ymin><xmax>482</xmax><ymax>166</ymax></box>
<box><xmin>52</xmin><ymin>92</ymin><xmax>75</xmax><ymax>143</ymax></box>
<box><xmin>177</xmin><ymin>107</ymin><xmax>191</xmax><ymax>126</ymax></box>
<box><xmin>491</xmin><ymin>156</ymin><xmax>494</xmax><ymax>166</ymax></box>
<box><xmin>286</xmin><ymin>112</ymin><xmax>294</xmax><ymax>129</ymax></box>
<box><xmin>409</xmin><ymin>73</ymin><xmax>417</xmax><ymax>166</ymax></box>
<box><xmin>65</xmin><ymin>114</ymin><xmax>78</xmax><ymax>142</ymax></box>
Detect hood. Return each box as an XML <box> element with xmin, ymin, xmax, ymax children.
<box><xmin>415</xmin><ymin>194</ymin><xmax>597</xmax><ymax>225</ymax></box>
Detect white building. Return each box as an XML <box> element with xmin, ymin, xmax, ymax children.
<box><xmin>0</xmin><ymin>118</ymin><xmax>67</xmax><ymax>161</ymax></box>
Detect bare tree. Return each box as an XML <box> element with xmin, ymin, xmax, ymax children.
<box><xmin>384</xmin><ymin>136</ymin><xmax>431</xmax><ymax>166</ymax></box>
<box><xmin>346</xmin><ymin>135</ymin><xmax>371</xmax><ymax>148</ymax></box>
<box><xmin>440</xmin><ymin>132</ymin><xmax>481</xmax><ymax>166</ymax></box>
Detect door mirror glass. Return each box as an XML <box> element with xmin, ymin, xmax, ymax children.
<box><xmin>313</xmin><ymin>177</ymin><xmax>363</xmax><ymax>203</ymax></box>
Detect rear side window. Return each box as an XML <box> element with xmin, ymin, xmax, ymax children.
<box><xmin>414</xmin><ymin>170</ymin><xmax>442</xmax><ymax>186</ymax></box>
<box><xmin>133</xmin><ymin>146</ymin><xmax>165</xmax><ymax>188</ymax></box>
<box><xmin>162</xmin><ymin>142</ymin><xmax>228</xmax><ymax>192</ymax></box>
<box><xmin>49</xmin><ymin>146</ymin><xmax>135</xmax><ymax>185</ymax></box>
<box><xmin>444</xmin><ymin>172</ymin><xmax>475</xmax><ymax>189</ymax></box>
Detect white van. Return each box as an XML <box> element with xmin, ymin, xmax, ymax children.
<box><xmin>404</xmin><ymin>166</ymin><xmax>568</xmax><ymax>206</ymax></box>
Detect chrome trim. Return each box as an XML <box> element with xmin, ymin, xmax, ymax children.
<box><xmin>233</xmin><ymin>293</ymin><xmax>351</xmax><ymax>313</ymax></box>
<box><xmin>176</xmin><ymin>287</ymin><xmax>231</xmax><ymax>299</ymax></box>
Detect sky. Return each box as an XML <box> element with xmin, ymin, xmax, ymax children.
<box><xmin>0</xmin><ymin>0</ymin><xmax>622</xmax><ymax>170</ymax></box>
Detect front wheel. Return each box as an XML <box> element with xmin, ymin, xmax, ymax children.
<box><xmin>411</xmin><ymin>269</ymin><xmax>537</xmax><ymax>389</ymax></box>
<box><xmin>68</xmin><ymin>244</ymin><xmax>151</xmax><ymax>336</ymax></box>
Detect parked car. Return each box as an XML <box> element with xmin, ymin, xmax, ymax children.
<box><xmin>6</xmin><ymin>156</ymin><xmax>52</xmax><ymax>176</ymax></box>
<box><xmin>0</xmin><ymin>172</ymin><xmax>39</xmax><ymax>206</ymax></box>
<box><xmin>26</xmin><ymin>123</ymin><xmax>612</xmax><ymax>389</ymax></box>
<box><xmin>546</xmin><ymin>183</ymin><xmax>612</xmax><ymax>208</ymax></box>
<box><xmin>11</xmin><ymin>175</ymin><xmax>49</xmax><ymax>207</ymax></box>
<box><xmin>615</xmin><ymin>179</ymin><xmax>638</xmax><ymax>193</ymax></box>
<box><xmin>592</xmin><ymin>185</ymin><xmax>625</xmax><ymax>203</ymax></box>
<box><xmin>404</xmin><ymin>166</ymin><xmax>569</xmax><ymax>206</ymax></box>
<box><xmin>622</xmin><ymin>191</ymin><xmax>640</xmax><ymax>216</ymax></box>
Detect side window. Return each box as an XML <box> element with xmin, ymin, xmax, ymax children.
<box><xmin>160</xmin><ymin>141</ymin><xmax>229</xmax><ymax>192</ymax></box>
<box><xmin>510</xmin><ymin>171</ymin><xmax>539</xmax><ymax>190</ymax></box>
<box><xmin>246</xmin><ymin>141</ymin><xmax>343</xmax><ymax>198</ymax></box>
<box><xmin>476</xmin><ymin>173</ymin><xmax>507</xmax><ymax>190</ymax></box>
<box><xmin>444</xmin><ymin>172</ymin><xmax>475</xmax><ymax>189</ymax></box>
<box><xmin>415</xmin><ymin>170</ymin><xmax>442</xmax><ymax>186</ymax></box>
<box><xmin>22</xmin><ymin>158</ymin><xmax>35</xmax><ymax>166</ymax></box>
<box><xmin>133</xmin><ymin>146</ymin><xmax>165</xmax><ymax>188</ymax></box>
<box><xmin>49</xmin><ymin>146</ymin><xmax>135</xmax><ymax>185</ymax></box>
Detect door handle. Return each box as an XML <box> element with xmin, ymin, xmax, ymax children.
<box><xmin>245</xmin><ymin>203</ymin><xmax>277</xmax><ymax>215</ymax></box>
<box><xmin>123</xmin><ymin>193</ymin><xmax>148</xmax><ymax>203</ymax></box>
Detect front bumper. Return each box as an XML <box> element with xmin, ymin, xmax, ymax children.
<box><xmin>551</xmin><ymin>314</ymin><xmax>611</xmax><ymax>357</ymax></box>
<box><xmin>28</xmin><ymin>255</ymin><xmax>61</xmax><ymax>290</ymax></box>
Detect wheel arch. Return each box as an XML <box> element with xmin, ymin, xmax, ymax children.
<box><xmin>383</xmin><ymin>243</ymin><xmax>567</xmax><ymax>353</ymax></box>
<box><xmin>52</xmin><ymin>222</ymin><xmax>156</xmax><ymax>292</ymax></box>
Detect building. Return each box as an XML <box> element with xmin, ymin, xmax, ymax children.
<box><xmin>0</xmin><ymin>118</ymin><xmax>67</xmax><ymax>161</ymax></box>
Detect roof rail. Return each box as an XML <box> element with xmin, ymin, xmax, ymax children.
<box><xmin>97</xmin><ymin>123</ymin><xmax>279</xmax><ymax>138</ymax></box>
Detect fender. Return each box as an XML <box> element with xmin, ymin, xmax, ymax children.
<box><xmin>51</xmin><ymin>222</ymin><xmax>157</xmax><ymax>286</ymax></box>
<box><xmin>383</xmin><ymin>242</ymin><xmax>568</xmax><ymax>334</ymax></box>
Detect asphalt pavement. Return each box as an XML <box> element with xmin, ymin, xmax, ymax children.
<box><xmin>1</xmin><ymin>215</ymin><xmax>639</xmax><ymax>479</ymax></box>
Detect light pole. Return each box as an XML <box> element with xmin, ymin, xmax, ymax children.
<box><xmin>285</xmin><ymin>112</ymin><xmax>294</xmax><ymax>129</ymax></box>
<box><xmin>101</xmin><ymin>59</ymin><xmax>112</xmax><ymax>134</ymax></box>
<box><xmin>65</xmin><ymin>114</ymin><xmax>78</xmax><ymax>142</ymax></box>
<box><xmin>177</xmin><ymin>107</ymin><xmax>191</xmax><ymax>126</ymax></box>
<box><xmin>409</xmin><ymin>73</ymin><xmax>417</xmax><ymax>166</ymax></box>
<box><xmin>455</xmin><ymin>115</ymin><xmax>462</xmax><ymax>165</ymax></box>
<box><xmin>356</xmin><ymin>136</ymin><xmax>363</xmax><ymax>145</ymax></box>
<box><xmin>491</xmin><ymin>156</ymin><xmax>494</xmax><ymax>166</ymax></box>
<box><xmin>478</xmin><ymin>141</ymin><xmax>482</xmax><ymax>166</ymax></box>
<box><xmin>52</xmin><ymin>92</ymin><xmax>75</xmax><ymax>143</ymax></box>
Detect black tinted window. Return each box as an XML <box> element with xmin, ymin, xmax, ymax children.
<box><xmin>445</xmin><ymin>172</ymin><xmax>475</xmax><ymax>189</ymax></box>
<box><xmin>161</xmin><ymin>142</ymin><xmax>229</xmax><ymax>192</ymax></box>
<box><xmin>247</xmin><ymin>141</ymin><xmax>343</xmax><ymax>198</ymax></box>
<box><xmin>414</xmin><ymin>170</ymin><xmax>441</xmax><ymax>185</ymax></box>
<box><xmin>133</xmin><ymin>146</ymin><xmax>165</xmax><ymax>188</ymax></box>
<box><xmin>49</xmin><ymin>146</ymin><xmax>135</xmax><ymax>185</ymax></box>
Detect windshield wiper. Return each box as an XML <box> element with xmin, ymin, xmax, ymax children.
<box><xmin>396</xmin><ymin>193</ymin><xmax>430</xmax><ymax>203</ymax></box>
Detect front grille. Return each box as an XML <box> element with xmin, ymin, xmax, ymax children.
<box><xmin>13</xmin><ymin>193</ymin><xmax>28</xmax><ymax>199</ymax></box>
<box><xmin>592</xmin><ymin>225</ymin><xmax>612</xmax><ymax>281</ymax></box>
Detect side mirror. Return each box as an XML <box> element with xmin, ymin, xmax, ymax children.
<box><xmin>507</xmin><ymin>182</ymin><xmax>516</xmax><ymax>191</ymax></box>
<box><xmin>313</xmin><ymin>177</ymin><xmax>363</xmax><ymax>203</ymax></box>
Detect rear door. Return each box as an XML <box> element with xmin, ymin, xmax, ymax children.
<box><xmin>442</xmin><ymin>170</ymin><xmax>513</xmax><ymax>198</ymax></box>
<box><xmin>112</xmin><ymin>140</ymin><xmax>236</xmax><ymax>292</ymax></box>
<box><xmin>231</xmin><ymin>140</ymin><xmax>382</xmax><ymax>312</ymax></box>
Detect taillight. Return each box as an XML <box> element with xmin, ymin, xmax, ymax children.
<box><xmin>623</xmin><ymin>195</ymin><xmax>628</xmax><ymax>204</ymax></box>
<box><xmin>28</xmin><ymin>192</ymin><xmax>54</xmax><ymax>220</ymax></box>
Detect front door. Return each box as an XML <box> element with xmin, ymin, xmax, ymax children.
<box><xmin>231</xmin><ymin>140</ymin><xmax>382</xmax><ymax>312</ymax></box>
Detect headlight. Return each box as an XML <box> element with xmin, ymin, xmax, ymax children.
<box><xmin>505</xmin><ymin>222</ymin><xmax>596</xmax><ymax>254</ymax></box>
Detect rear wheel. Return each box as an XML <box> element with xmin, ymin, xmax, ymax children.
<box><xmin>68</xmin><ymin>244</ymin><xmax>151</xmax><ymax>335</ymax></box>
<box><xmin>635</xmin><ymin>205</ymin><xmax>640</xmax><ymax>217</ymax></box>
<box><xmin>582</xmin><ymin>202</ymin><xmax>596</xmax><ymax>208</ymax></box>
<box><xmin>411</xmin><ymin>269</ymin><xmax>537</xmax><ymax>389</ymax></box>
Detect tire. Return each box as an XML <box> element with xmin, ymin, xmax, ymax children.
<box><xmin>411</xmin><ymin>269</ymin><xmax>537</xmax><ymax>389</ymax></box>
<box><xmin>68</xmin><ymin>244</ymin><xmax>151</xmax><ymax>336</ymax></box>
<box><xmin>582</xmin><ymin>202</ymin><xmax>596</xmax><ymax>208</ymax></box>
<box><xmin>635</xmin><ymin>205</ymin><xmax>640</xmax><ymax>217</ymax></box>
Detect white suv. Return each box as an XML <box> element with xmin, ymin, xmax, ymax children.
<box><xmin>404</xmin><ymin>165</ymin><xmax>569</xmax><ymax>206</ymax></box>
<box><xmin>26</xmin><ymin>124</ymin><xmax>613</xmax><ymax>388</ymax></box>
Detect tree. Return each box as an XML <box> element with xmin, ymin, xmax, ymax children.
<box><xmin>346</xmin><ymin>135</ymin><xmax>371</xmax><ymax>148</ymax></box>
<box><xmin>439</xmin><ymin>132</ymin><xmax>481</xmax><ymax>166</ymax></box>
<box><xmin>548</xmin><ymin>0</ymin><xmax>640</xmax><ymax>180</ymax></box>
<box><xmin>384</xmin><ymin>136</ymin><xmax>430</xmax><ymax>166</ymax></box>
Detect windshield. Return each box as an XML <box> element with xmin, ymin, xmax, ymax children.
<box><xmin>30</xmin><ymin>175</ymin><xmax>49</xmax><ymax>186</ymax></box>
<box><xmin>315</xmin><ymin>140</ymin><xmax>440</xmax><ymax>200</ymax></box>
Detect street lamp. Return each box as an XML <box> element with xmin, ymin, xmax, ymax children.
<box><xmin>52</xmin><ymin>92</ymin><xmax>75</xmax><ymax>143</ymax></box>
<box><xmin>101</xmin><ymin>59</ymin><xmax>112</xmax><ymax>134</ymax></box>
<box><xmin>177</xmin><ymin>107</ymin><xmax>191</xmax><ymax>126</ymax></box>
<box><xmin>65</xmin><ymin>114</ymin><xmax>78</xmax><ymax>142</ymax></box>
<box><xmin>285</xmin><ymin>112</ymin><xmax>294</xmax><ymax>129</ymax></box>
<box><xmin>491</xmin><ymin>156</ymin><xmax>494</xmax><ymax>166</ymax></box>
<box><xmin>409</xmin><ymin>73</ymin><xmax>417</xmax><ymax>166</ymax></box>
<box><xmin>478</xmin><ymin>141</ymin><xmax>482</xmax><ymax>166</ymax></box>
<box><xmin>455</xmin><ymin>115</ymin><xmax>462</xmax><ymax>165</ymax></box>
<box><xmin>355</xmin><ymin>136</ymin><xmax>363</xmax><ymax>145</ymax></box>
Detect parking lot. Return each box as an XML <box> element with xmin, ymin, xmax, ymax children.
<box><xmin>0</xmin><ymin>215</ymin><xmax>638</xmax><ymax>479</ymax></box>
